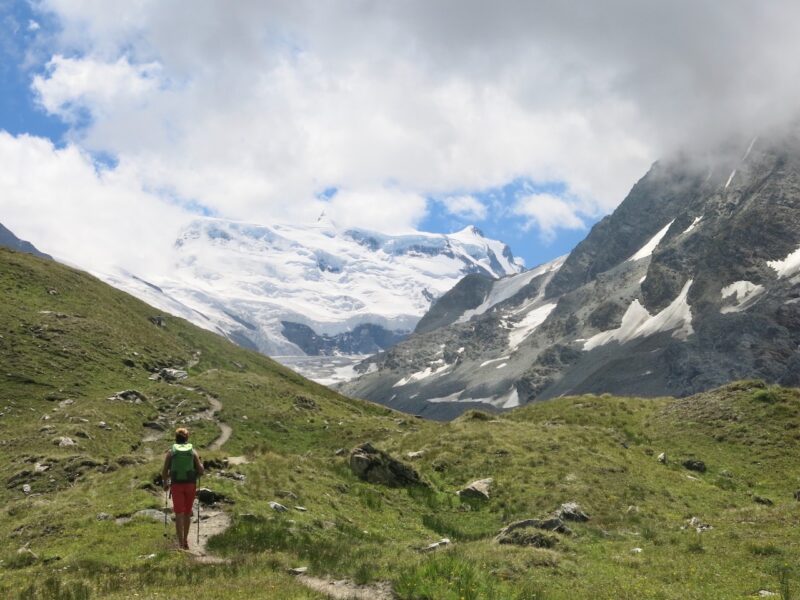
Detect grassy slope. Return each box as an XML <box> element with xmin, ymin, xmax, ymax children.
<box><xmin>2</xmin><ymin>248</ymin><xmax>800</xmax><ymax>599</ymax></box>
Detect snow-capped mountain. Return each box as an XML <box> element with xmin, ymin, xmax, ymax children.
<box><xmin>98</xmin><ymin>216</ymin><xmax>524</xmax><ymax>360</ymax></box>
<box><xmin>342</xmin><ymin>132</ymin><xmax>800</xmax><ymax>419</ymax></box>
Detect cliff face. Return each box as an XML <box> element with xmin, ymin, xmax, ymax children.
<box><xmin>342</xmin><ymin>135</ymin><xmax>800</xmax><ymax>419</ymax></box>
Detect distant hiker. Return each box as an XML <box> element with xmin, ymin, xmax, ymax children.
<box><xmin>162</xmin><ymin>427</ymin><xmax>204</xmax><ymax>550</ymax></box>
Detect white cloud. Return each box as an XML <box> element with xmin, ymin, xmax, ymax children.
<box><xmin>10</xmin><ymin>0</ymin><xmax>800</xmax><ymax>269</ymax></box>
<box><xmin>28</xmin><ymin>20</ymin><xmax>41</xmax><ymax>32</ymax></box>
<box><xmin>440</xmin><ymin>195</ymin><xmax>487</xmax><ymax>221</ymax></box>
<box><xmin>32</xmin><ymin>55</ymin><xmax>161</xmax><ymax>121</ymax></box>
<box><xmin>514</xmin><ymin>193</ymin><xmax>586</xmax><ymax>241</ymax></box>
<box><xmin>326</xmin><ymin>189</ymin><xmax>429</xmax><ymax>234</ymax></box>
<box><xmin>0</xmin><ymin>132</ymin><xmax>189</xmax><ymax>274</ymax></box>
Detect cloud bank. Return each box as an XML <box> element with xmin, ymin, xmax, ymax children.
<box><xmin>4</xmin><ymin>1</ymin><xmax>800</xmax><ymax>272</ymax></box>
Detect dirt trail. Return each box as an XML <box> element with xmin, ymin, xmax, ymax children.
<box><xmin>296</xmin><ymin>576</ymin><xmax>395</xmax><ymax>600</ymax></box>
<box><xmin>205</xmin><ymin>396</ymin><xmax>232</xmax><ymax>451</ymax></box>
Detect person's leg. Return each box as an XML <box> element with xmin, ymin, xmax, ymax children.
<box><xmin>180</xmin><ymin>513</ymin><xmax>190</xmax><ymax>548</ymax></box>
<box><xmin>175</xmin><ymin>513</ymin><xmax>186</xmax><ymax>546</ymax></box>
<box><xmin>172</xmin><ymin>484</ymin><xmax>191</xmax><ymax>548</ymax></box>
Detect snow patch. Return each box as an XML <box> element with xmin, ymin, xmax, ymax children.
<box><xmin>498</xmin><ymin>387</ymin><xmax>520</xmax><ymax>409</ymax></box>
<box><xmin>508</xmin><ymin>303</ymin><xmax>558</xmax><ymax>350</ymax></box>
<box><xmin>480</xmin><ymin>356</ymin><xmax>509</xmax><ymax>368</ymax></box>
<box><xmin>768</xmin><ymin>246</ymin><xmax>800</xmax><ymax>278</ymax></box>
<box><xmin>496</xmin><ymin>363</ymin><xmax>508</xmax><ymax>369</ymax></box>
<box><xmin>725</xmin><ymin>170</ymin><xmax>736</xmax><ymax>189</ymax></box>
<box><xmin>682</xmin><ymin>216</ymin><xmax>702</xmax><ymax>235</ymax></box>
<box><xmin>583</xmin><ymin>280</ymin><xmax>694</xmax><ymax>351</ymax></box>
<box><xmin>720</xmin><ymin>281</ymin><xmax>764</xmax><ymax>313</ymax></box>
<box><xmin>627</xmin><ymin>221</ymin><xmax>675</xmax><ymax>262</ymax></box>
<box><xmin>393</xmin><ymin>362</ymin><xmax>451</xmax><ymax>387</ymax></box>
<box><xmin>742</xmin><ymin>136</ymin><xmax>758</xmax><ymax>161</ymax></box>
<box><xmin>458</xmin><ymin>255</ymin><xmax>565</xmax><ymax>323</ymax></box>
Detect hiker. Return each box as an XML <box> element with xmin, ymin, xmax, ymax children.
<box><xmin>161</xmin><ymin>427</ymin><xmax>204</xmax><ymax>549</ymax></box>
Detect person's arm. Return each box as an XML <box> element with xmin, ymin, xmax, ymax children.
<box><xmin>193</xmin><ymin>451</ymin><xmax>205</xmax><ymax>478</ymax></box>
<box><xmin>161</xmin><ymin>451</ymin><xmax>172</xmax><ymax>490</ymax></box>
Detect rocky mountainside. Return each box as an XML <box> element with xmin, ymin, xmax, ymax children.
<box><xmin>342</xmin><ymin>133</ymin><xmax>800</xmax><ymax>419</ymax></box>
<box><xmin>99</xmin><ymin>218</ymin><xmax>523</xmax><ymax>362</ymax></box>
<box><xmin>0</xmin><ymin>222</ymin><xmax>51</xmax><ymax>259</ymax></box>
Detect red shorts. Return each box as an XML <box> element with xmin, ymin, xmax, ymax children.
<box><xmin>171</xmin><ymin>483</ymin><xmax>196</xmax><ymax>514</ymax></box>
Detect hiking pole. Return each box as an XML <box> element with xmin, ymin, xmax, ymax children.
<box><xmin>196</xmin><ymin>478</ymin><xmax>201</xmax><ymax>546</ymax></box>
<box><xmin>163</xmin><ymin>487</ymin><xmax>170</xmax><ymax>538</ymax></box>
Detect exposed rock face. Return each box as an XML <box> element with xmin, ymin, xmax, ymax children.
<box><xmin>414</xmin><ymin>275</ymin><xmax>495</xmax><ymax>335</ymax></box>
<box><xmin>348</xmin><ymin>443</ymin><xmax>424</xmax><ymax>487</ymax></box>
<box><xmin>281</xmin><ymin>321</ymin><xmax>408</xmax><ymax>356</ymax></box>
<box><xmin>342</xmin><ymin>133</ymin><xmax>800</xmax><ymax>419</ymax></box>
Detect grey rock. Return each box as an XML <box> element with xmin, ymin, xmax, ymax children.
<box><xmin>269</xmin><ymin>501</ymin><xmax>288</xmax><ymax>512</ymax></box>
<box><xmin>557</xmin><ymin>502</ymin><xmax>589</xmax><ymax>522</ymax></box>
<box><xmin>406</xmin><ymin>450</ymin><xmax>425</xmax><ymax>460</ymax></box>
<box><xmin>22</xmin><ymin>484</ymin><xmax>31</xmax><ymax>494</ymax></box>
<box><xmin>134</xmin><ymin>509</ymin><xmax>169</xmax><ymax>522</ymax></box>
<box><xmin>682</xmin><ymin>459</ymin><xmax>706</xmax><ymax>473</ymax></box>
<box><xmin>107</xmin><ymin>390</ymin><xmax>148</xmax><ymax>403</ymax></box>
<box><xmin>34</xmin><ymin>463</ymin><xmax>49</xmax><ymax>473</ymax></box>
<box><xmin>457</xmin><ymin>478</ymin><xmax>493</xmax><ymax>500</ymax></box>
<box><xmin>54</xmin><ymin>436</ymin><xmax>76</xmax><ymax>447</ymax></box>
<box><xmin>349</xmin><ymin>442</ymin><xmax>424</xmax><ymax>487</ymax></box>
<box><xmin>420</xmin><ymin>538</ymin><xmax>451</xmax><ymax>553</ymax></box>
<box><xmin>96</xmin><ymin>513</ymin><xmax>112</xmax><ymax>521</ymax></box>
<box><xmin>657</xmin><ymin>452</ymin><xmax>667</xmax><ymax>464</ymax></box>
<box><xmin>288</xmin><ymin>566</ymin><xmax>308</xmax><ymax>575</ymax></box>
<box><xmin>196</xmin><ymin>488</ymin><xmax>230</xmax><ymax>505</ymax></box>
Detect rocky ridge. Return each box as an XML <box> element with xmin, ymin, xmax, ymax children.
<box><xmin>342</xmin><ymin>133</ymin><xmax>800</xmax><ymax>418</ymax></box>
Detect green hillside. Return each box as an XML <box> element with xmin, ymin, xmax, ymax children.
<box><xmin>2</xmin><ymin>247</ymin><xmax>800</xmax><ymax>599</ymax></box>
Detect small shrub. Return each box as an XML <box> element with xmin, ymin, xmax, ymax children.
<box><xmin>754</xmin><ymin>388</ymin><xmax>780</xmax><ymax>404</ymax></box>
<box><xmin>749</xmin><ymin>543</ymin><xmax>783</xmax><ymax>557</ymax></box>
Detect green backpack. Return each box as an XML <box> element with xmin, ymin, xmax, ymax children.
<box><xmin>170</xmin><ymin>443</ymin><xmax>197</xmax><ymax>483</ymax></box>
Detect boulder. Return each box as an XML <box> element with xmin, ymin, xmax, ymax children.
<box><xmin>457</xmin><ymin>478</ymin><xmax>493</xmax><ymax>500</ymax></box>
<box><xmin>349</xmin><ymin>443</ymin><xmax>424</xmax><ymax>487</ymax></box>
<box><xmin>134</xmin><ymin>509</ymin><xmax>169</xmax><ymax>522</ymax></box>
<box><xmin>406</xmin><ymin>450</ymin><xmax>425</xmax><ymax>460</ymax></box>
<box><xmin>22</xmin><ymin>484</ymin><xmax>31</xmax><ymax>494</ymax></box>
<box><xmin>107</xmin><ymin>390</ymin><xmax>148</xmax><ymax>404</ymax></box>
<box><xmin>96</xmin><ymin>513</ymin><xmax>112</xmax><ymax>521</ymax></box>
<box><xmin>557</xmin><ymin>502</ymin><xmax>589</xmax><ymax>522</ymax></box>
<box><xmin>269</xmin><ymin>501</ymin><xmax>288</xmax><ymax>512</ymax></box>
<box><xmin>420</xmin><ymin>538</ymin><xmax>451</xmax><ymax>553</ymax></box>
<box><xmin>288</xmin><ymin>566</ymin><xmax>308</xmax><ymax>575</ymax></box>
<box><xmin>657</xmin><ymin>452</ymin><xmax>667</xmax><ymax>464</ymax></box>
<box><xmin>682</xmin><ymin>459</ymin><xmax>706</xmax><ymax>473</ymax></box>
<box><xmin>196</xmin><ymin>487</ymin><xmax>231</xmax><ymax>505</ymax></box>
<box><xmin>158</xmin><ymin>368</ymin><xmax>189</xmax><ymax>382</ymax></box>
<box><xmin>54</xmin><ymin>436</ymin><xmax>76</xmax><ymax>447</ymax></box>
